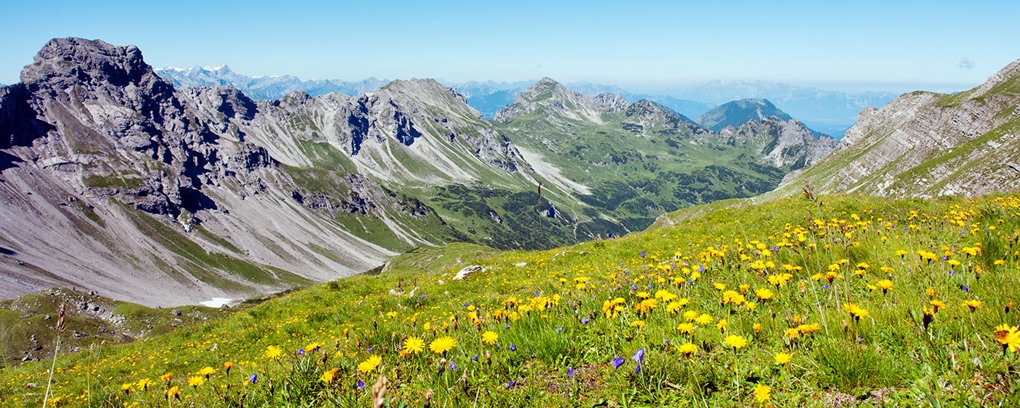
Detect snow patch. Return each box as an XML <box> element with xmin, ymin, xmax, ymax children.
<box><xmin>200</xmin><ymin>297</ymin><xmax>233</xmax><ymax>308</ymax></box>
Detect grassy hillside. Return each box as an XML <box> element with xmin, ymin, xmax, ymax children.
<box><xmin>499</xmin><ymin>108</ymin><xmax>787</xmax><ymax>232</ymax></box>
<box><xmin>2</xmin><ymin>193</ymin><xmax>1019</xmax><ymax>406</ymax></box>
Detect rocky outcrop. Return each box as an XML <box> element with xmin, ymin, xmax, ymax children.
<box><xmin>720</xmin><ymin>117</ymin><xmax>837</xmax><ymax>169</ymax></box>
<box><xmin>771</xmin><ymin>57</ymin><xmax>1020</xmax><ymax>198</ymax></box>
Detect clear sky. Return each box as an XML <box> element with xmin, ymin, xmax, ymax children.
<box><xmin>1</xmin><ymin>0</ymin><xmax>1018</xmax><ymax>93</ymax></box>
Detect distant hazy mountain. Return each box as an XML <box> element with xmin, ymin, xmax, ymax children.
<box><xmin>696</xmin><ymin>99</ymin><xmax>793</xmax><ymax>132</ymax></box>
<box><xmin>675</xmin><ymin>80</ymin><xmax>897</xmax><ymax>137</ymax></box>
<box><xmin>155</xmin><ymin>65</ymin><xmax>386</xmax><ymax>99</ymax></box>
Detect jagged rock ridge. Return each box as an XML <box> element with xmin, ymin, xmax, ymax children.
<box><xmin>770</xmin><ymin>57</ymin><xmax>1020</xmax><ymax>198</ymax></box>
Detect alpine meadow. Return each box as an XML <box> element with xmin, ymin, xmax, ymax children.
<box><xmin>2</xmin><ymin>2</ymin><xmax>1020</xmax><ymax>407</ymax></box>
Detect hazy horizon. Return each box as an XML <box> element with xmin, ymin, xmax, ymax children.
<box><xmin>1</xmin><ymin>0</ymin><xmax>1016</xmax><ymax>96</ymax></box>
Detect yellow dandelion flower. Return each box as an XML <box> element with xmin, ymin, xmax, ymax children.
<box><xmin>724</xmin><ymin>335</ymin><xmax>747</xmax><ymax>349</ymax></box>
<box><xmin>187</xmin><ymin>376</ymin><xmax>205</xmax><ymax>388</ymax></box>
<box><xmin>265</xmin><ymin>345</ymin><xmax>283</xmax><ymax>360</ymax></box>
<box><xmin>665</xmin><ymin>301</ymin><xmax>685</xmax><ymax>314</ymax></box>
<box><xmin>963</xmin><ymin>299</ymin><xmax>983</xmax><ymax>312</ymax></box>
<box><xmin>755</xmin><ymin>288</ymin><xmax>774</xmax><ymax>301</ymax></box>
<box><xmin>482</xmin><ymin>331</ymin><xmax>498</xmax><ymax>345</ymax></box>
<box><xmin>695</xmin><ymin>314</ymin><xmax>714</xmax><ymax>326</ymax></box>
<box><xmin>654</xmin><ymin>290</ymin><xmax>677</xmax><ymax>302</ymax></box>
<box><xmin>429</xmin><ymin>336</ymin><xmax>457</xmax><ymax>354</ymax></box>
<box><xmin>774</xmin><ymin>352</ymin><xmax>792</xmax><ymax>365</ymax></box>
<box><xmin>677</xmin><ymin>343</ymin><xmax>698</xmax><ymax>356</ymax></box>
<box><xmin>754</xmin><ymin>384</ymin><xmax>771</xmax><ymax>404</ymax></box>
<box><xmin>994</xmin><ymin>324</ymin><xmax>1020</xmax><ymax>352</ymax></box>
<box><xmin>404</xmin><ymin>337</ymin><xmax>425</xmax><ymax>354</ymax></box>
<box><xmin>357</xmin><ymin>355</ymin><xmax>382</xmax><ymax>373</ymax></box>
<box><xmin>196</xmin><ymin>366</ymin><xmax>216</xmax><ymax>378</ymax></box>
<box><xmin>166</xmin><ymin>386</ymin><xmax>180</xmax><ymax>399</ymax></box>
<box><xmin>676</xmin><ymin>323</ymin><xmax>696</xmax><ymax>334</ymax></box>
<box><xmin>321</xmin><ymin>367</ymin><xmax>339</xmax><ymax>383</ymax></box>
<box><xmin>843</xmin><ymin>303</ymin><xmax>869</xmax><ymax>320</ymax></box>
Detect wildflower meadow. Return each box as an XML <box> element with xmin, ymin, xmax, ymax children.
<box><xmin>2</xmin><ymin>193</ymin><xmax>1019</xmax><ymax>407</ymax></box>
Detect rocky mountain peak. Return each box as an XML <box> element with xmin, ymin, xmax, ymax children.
<box><xmin>21</xmin><ymin>38</ymin><xmax>162</xmax><ymax>91</ymax></box>
<box><xmin>623</xmin><ymin>99</ymin><xmax>698</xmax><ymax>129</ymax></box>
<box><xmin>593</xmin><ymin>93</ymin><xmax>629</xmax><ymax>112</ymax></box>
<box><xmin>380</xmin><ymin>78</ymin><xmax>465</xmax><ymax>103</ymax></box>
<box><xmin>494</xmin><ymin>78</ymin><xmax>612</xmax><ymax>123</ymax></box>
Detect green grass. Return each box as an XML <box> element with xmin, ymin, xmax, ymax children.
<box><xmin>3</xmin><ymin>193</ymin><xmax>1020</xmax><ymax>406</ymax></box>
<box><xmin>81</xmin><ymin>175</ymin><xmax>144</xmax><ymax>189</ymax></box>
<box><xmin>0</xmin><ymin>289</ymin><xmax>231</xmax><ymax>371</ymax></box>
<box><xmin>497</xmin><ymin>103</ymin><xmax>795</xmax><ymax>234</ymax></box>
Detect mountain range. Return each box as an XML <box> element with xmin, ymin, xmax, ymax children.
<box><xmin>0</xmin><ymin>38</ymin><xmax>835</xmax><ymax>307</ymax></box>
<box><xmin>154</xmin><ymin>66</ymin><xmax>896</xmax><ymax>138</ymax></box>
<box><xmin>155</xmin><ymin>65</ymin><xmax>388</xmax><ymax>100</ymax></box>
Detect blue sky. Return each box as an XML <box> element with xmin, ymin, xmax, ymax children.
<box><xmin>1</xmin><ymin>0</ymin><xmax>1018</xmax><ymax>93</ymax></box>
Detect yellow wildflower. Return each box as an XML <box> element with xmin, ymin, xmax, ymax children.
<box><xmin>724</xmin><ymin>335</ymin><xmax>748</xmax><ymax>349</ymax></box>
<box><xmin>754</xmin><ymin>384</ymin><xmax>771</xmax><ymax>404</ymax></box>
<box><xmin>677</xmin><ymin>343</ymin><xmax>698</xmax><ymax>356</ymax></box>
<box><xmin>482</xmin><ymin>331</ymin><xmax>498</xmax><ymax>345</ymax></box>
<box><xmin>429</xmin><ymin>336</ymin><xmax>457</xmax><ymax>354</ymax></box>
<box><xmin>357</xmin><ymin>355</ymin><xmax>382</xmax><ymax>373</ymax></box>
<box><xmin>403</xmin><ymin>337</ymin><xmax>425</xmax><ymax>354</ymax></box>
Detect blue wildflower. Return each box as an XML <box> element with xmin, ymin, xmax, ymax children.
<box><xmin>612</xmin><ymin>357</ymin><xmax>625</xmax><ymax>369</ymax></box>
<box><xmin>631</xmin><ymin>348</ymin><xmax>645</xmax><ymax>373</ymax></box>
